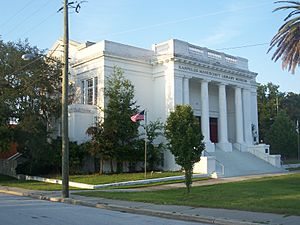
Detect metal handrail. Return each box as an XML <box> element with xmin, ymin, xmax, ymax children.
<box><xmin>202</xmin><ymin>149</ymin><xmax>225</xmax><ymax>176</ymax></box>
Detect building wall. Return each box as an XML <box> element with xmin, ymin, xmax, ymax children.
<box><xmin>50</xmin><ymin>38</ymin><xmax>260</xmax><ymax>171</ymax></box>
<box><xmin>68</xmin><ymin>104</ymin><xmax>98</xmax><ymax>144</ymax></box>
<box><xmin>103</xmin><ymin>56</ymin><xmax>154</xmax><ymax>120</ymax></box>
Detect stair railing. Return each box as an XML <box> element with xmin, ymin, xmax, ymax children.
<box><xmin>202</xmin><ymin>149</ymin><xmax>225</xmax><ymax>176</ymax></box>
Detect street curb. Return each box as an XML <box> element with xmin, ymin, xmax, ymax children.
<box><xmin>0</xmin><ymin>186</ymin><xmax>259</xmax><ymax>225</ymax></box>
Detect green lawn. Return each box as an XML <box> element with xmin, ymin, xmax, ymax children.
<box><xmin>76</xmin><ymin>173</ymin><xmax>300</xmax><ymax>216</ymax></box>
<box><xmin>67</xmin><ymin>171</ymin><xmax>185</xmax><ymax>184</ymax></box>
<box><xmin>283</xmin><ymin>159</ymin><xmax>300</xmax><ymax>164</ymax></box>
<box><xmin>111</xmin><ymin>177</ymin><xmax>209</xmax><ymax>189</ymax></box>
<box><xmin>288</xmin><ymin>167</ymin><xmax>300</xmax><ymax>171</ymax></box>
<box><xmin>0</xmin><ymin>171</ymin><xmax>187</xmax><ymax>190</ymax></box>
<box><xmin>0</xmin><ymin>175</ymin><xmax>66</xmax><ymax>191</ymax></box>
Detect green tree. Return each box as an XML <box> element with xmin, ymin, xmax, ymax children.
<box><xmin>0</xmin><ymin>39</ymin><xmax>61</xmax><ymax>174</ymax></box>
<box><xmin>86</xmin><ymin>67</ymin><xmax>140</xmax><ymax>173</ymax></box>
<box><xmin>85</xmin><ymin>121</ymin><xmax>115</xmax><ymax>173</ymax></box>
<box><xmin>282</xmin><ymin>92</ymin><xmax>300</xmax><ymax>122</ymax></box>
<box><xmin>268</xmin><ymin>1</ymin><xmax>300</xmax><ymax>73</ymax></box>
<box><xmin>165</xmin><ymin>105</ymin><xmax>204</xmax><ymax>193</ymax></box>
<box><xmin>257</xmin><ymin>83</ymin><xmax>284</xmax><ymax>142</ymax></box>
<box><xmin>142</xmin><ymin>120</ymin><xmax>165</xmax><ymax>171</ymax></box>
<box><xmin>266</xmin><ymin>111</ymin><xmax>298</xmax><ymax>159</ymax></box>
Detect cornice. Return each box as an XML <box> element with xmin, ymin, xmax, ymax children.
<box><xmin>173</xmin><ymin>55</ymin><xmax>257</xmax><ymax>78</ymax></box>
<box><xmin>72</xmin><ymin>51</ymin><xmax>152</xmax><ymax>68</ymax></box>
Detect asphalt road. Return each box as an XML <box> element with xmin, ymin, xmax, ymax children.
<box><xmin>0</xmin><ymin>193</ymin><xmax>210</xmax><ymax>225</ymax></box>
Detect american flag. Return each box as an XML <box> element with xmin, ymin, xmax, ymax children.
<box><xmin>131</xmin><ymin>110</ymin><xmax>145</xmax><ymax>122</ymax></box>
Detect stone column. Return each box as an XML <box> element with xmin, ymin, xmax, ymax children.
<box><xmin>234</xmin><ymin>86</ymin><xmax>245</xmax><ymax>151</ymax></box>
<box><xmin>183</xmin><ymin>76</ymin><xmax>190</xmax><ymax>105</ymax></box>
<box><xmin>243</xmin><ymin>88</ymin><xmax>252</xmax><ymax>145</ymax></box>
<box><xmin>252</xmin><ymin>89</ymin><xmax>259</xmax><ymax>143</ymax></box>
<box><xmin>216</xmin><ymin>83</ymin><xmax>232</xmax><ymax>151</ymax></box>
<box><xmin>201</xmin><ymin>79</ymin><xmax>215</xmax><ymax>152</ymax></box>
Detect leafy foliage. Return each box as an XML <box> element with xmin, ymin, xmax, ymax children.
<box><xmin>86</xmin><ymin>67</ymin><xmax>140</xmax><ymax>173</ymax></box>
<box><xmin>266</xmin><ymin>111</ymin><xmax>298</xmax><ymax>159</ymax></box>
<box><xmin>142</xmin><ymin>120</ymin><xmax>165</xmax><ymax>171</ymax></box>
<box><xmin>282</xmin><ymin>92</ymin><xmax>300</xmax><ymax>122</ymax></box>
<box><xmin>0</xmin><ymin>39</ymin><xmax>62</xmax><ymax>174</ymax></box>
<box><xmin>257</xmin><ymin>83</ymin><xmax>300</xmax><ymax>159</ymax></box>
<box><xmin>268</xmin><ymin>1</ymin><xmax>300</xmax><ymax>73</ymax></box>
<box><xmin>257</xmin><ymin>83</ymin><xmax>284</xmax><ymax>142</ymax></box>
<box><xmin>85</xmin><ymin>121</ymin><xmax>116</xmax><ymax>173</ymax></box>
<box><xmin>165</xmin><ymin>105</ymin><xmax>204</xmax><ymax>193</ymax></box>
<box><xmin>16</xmin><ymin>139</ymin><xmax>86</xmax><ymax>175</ymax></box>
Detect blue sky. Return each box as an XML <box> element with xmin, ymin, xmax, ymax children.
<box><xmin>1</xmin><ymin>0</ymin><xmax>299</xmax><ymax>93</ymax></box>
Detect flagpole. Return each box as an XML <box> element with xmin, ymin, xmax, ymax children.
<box><xmin>144</xmin><ymin>110</ymin><xmax>147</xmax><ymax>178</ymax></box>
<box><xmin>297</xmin><ymin>120</ymin><xmax>299</xmax><ymax>161</ymax></box>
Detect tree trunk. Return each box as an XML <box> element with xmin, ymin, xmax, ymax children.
<box><xmin>99</xmin><ymin>158</ymin><xmax>103</xmax><ymax>174</ymax></box>
<box><xmin>116</xmin><ymin>161</ymin><xmax>123</xmax><ymax>173</ymax></box>
<box><xmin>110</xmin><ymin>159</ymin><xmax>114</xmax><ymax>173</ymax></box>
<box><xmin>184</xmin><ymin>167</ymin><xmax>193</xmax><ymax>193</ymax></box>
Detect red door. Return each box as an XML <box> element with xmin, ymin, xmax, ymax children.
<box><xmin>210</xmin><ymin>118</ymin><xmax>218</xmax><ymax>143</ymax></box>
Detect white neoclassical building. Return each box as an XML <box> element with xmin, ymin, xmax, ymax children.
<box><xmin>50</xmin><ymin>39</ymin><xmax>283</xmax><ymax>177</ymax></box>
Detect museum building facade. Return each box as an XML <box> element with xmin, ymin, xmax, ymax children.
<box><xmin>49</xmin><ymin>39</ymin><xmax>282</xmax><ymax>175</ymax></box>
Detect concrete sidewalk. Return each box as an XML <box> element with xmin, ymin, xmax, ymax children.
<box><xmin>1</xmin><ymin>173</ymin><xmax>299</xmax><ymax>225</ymax></box>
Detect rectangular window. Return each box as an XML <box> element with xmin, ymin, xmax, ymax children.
<box><xmin>81</xmin><ymin>77</ymin><xmax>98</xmax><ymax>105</ymax></box>
<box><xmin>81</xmin><ymin>80</ymin><xmax>85</xmax><ymax>104</ymax></box>
<box><xmin>94</xmin><ymin>77</ymin><xmax>98</xmax><ymax>105</ymax></box>
<box><xmin>87</xmin><ymin>79</ymin><xmax>93</xmax><ymax>105</ymax></box>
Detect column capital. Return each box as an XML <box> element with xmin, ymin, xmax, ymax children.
<box><xmin>201</xmin><ymin>78</ymin><xmax>211</xmax><ymax>83</ymax></box>
<box><xmin>184</xmin><ymin>75</ymin><xmax>192</xmax><ymax>79</ymax></box>
<box><xmin>217</xmin><ymin>82</ymin><xmax>228</xmax><ymax>87</ymax></box>
<box><xmin>242</xmin><ymin>87</ymin><xmax>252</xmax><ymax>92</ymax></box>
<box><xmin>235</xmin><ymin>84</ymin><xmax>251</xmax><ymax>91</ymax></box>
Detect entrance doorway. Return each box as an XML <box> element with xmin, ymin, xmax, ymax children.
<box><xmin>210</xmin><ymin>118</ymin><xmax>218</xmax><ymax>143</ymax></box>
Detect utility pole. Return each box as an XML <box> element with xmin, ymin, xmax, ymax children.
<box><xmin>58</xmin><ymin>0</ymin><xmax>85</xmax><ymax>198</ymax></box>
<box><xmin>62</xmin><ymin>0</ymin><xmax>69</xmax><ymax>198</ymax></box>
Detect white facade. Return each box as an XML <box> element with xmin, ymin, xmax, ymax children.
<box><xmin>50</xmin><ymin>39</ymin><xmax>282</xmax><ymax>175</ymax></box>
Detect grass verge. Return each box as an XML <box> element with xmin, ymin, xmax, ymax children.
<box><xmin>67</xmin><ymin>171</ymin><xmax>185</xmax><ymax>185</ymax></box>
<box><xmin>75</xmin><ymin>173</ymin><xmax>300</xmax><ymax>216</ymax></box>
<box><xmin>287</xmin><ymin>167</ymin><xmax>300</xmax><ymax>171</ymax></box>
<box><xmin>0</xmin><ymin>171</ymin><xmax>195</xmax><ymax>190</ymax></box>
<box><xmin>282</xmin><ymin>159</ymin><xmax>300</xmax><ymax>165</ymax></box>
<box><xmin>110</xmin><ymin>177</ymin><xmax>209</xmax><ymax>189</ymax></box>
<box><xmin>0</xmin><ymin>175</ymin><xmax>69</xmax><ymax>191</ymax></box>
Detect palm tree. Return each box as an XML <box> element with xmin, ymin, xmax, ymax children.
<box><xmin>268</xmin><ymin>1</ymin><xmax>300</xmax><ymax>74</ymax></box>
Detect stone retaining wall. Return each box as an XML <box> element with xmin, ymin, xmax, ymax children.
<box><xmin>0</xmin><ymin>160</ymin><xmax>17</xmax><ymax>177</ymax></box>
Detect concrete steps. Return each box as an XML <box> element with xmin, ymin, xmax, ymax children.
<box><xmin>209</xmin><ymin>148</ymin><xmax>285</xmax><ymax>177</ymax></box>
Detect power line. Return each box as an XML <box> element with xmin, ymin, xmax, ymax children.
<box><xmin>22</xmin><ymin>11</ymin><xmax>58</xmax><ymax>37</ymax></box>
<box><xmin>98</xmin><ymin>1</ymin><xmax>271</xmax><ymax>39</ymax></box>
<box><xmin>11</xmin><ymin>1</ymin><xmax>87</xmax><ymax>45</ymax></box>
<box><xmin>0</xmin><ymin>0</ymin><xmax>35</xmax><ymax>28</ymax></box>
<box><xmin>3</xmin><ymin>0</ymin><xmax>52</xmax><ymax>37</ymax></box>
<box><xmin>216</xmin><ymin>42</ymin><xmax>270</xmax><ymax>51</ymax></box>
